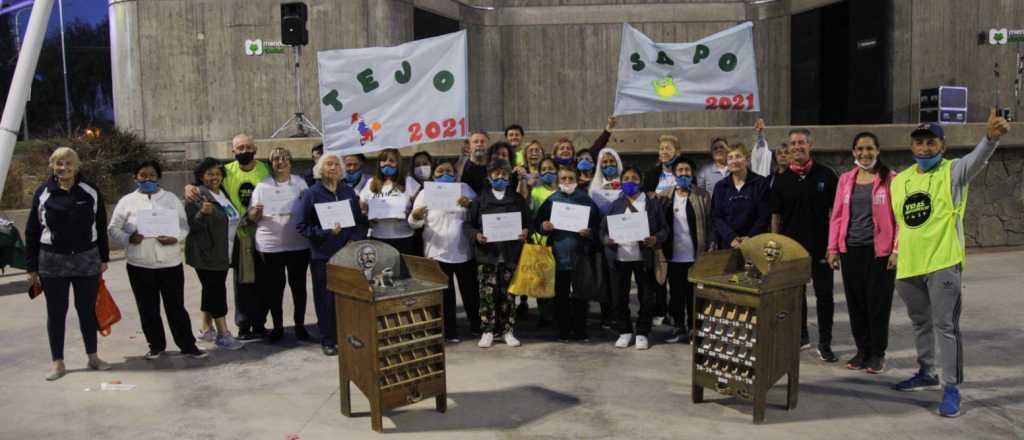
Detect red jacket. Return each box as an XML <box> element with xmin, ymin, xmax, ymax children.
<box><xmin>827</xmin><ymin>168</ymin><xmax>898</xmax><ymax>257</ymax></box>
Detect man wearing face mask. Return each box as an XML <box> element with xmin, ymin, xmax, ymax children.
<box><xmin>888</xmin><ymin>110</ymin><xmax>1010</xmax><ymax>418</ymax></box>
<box><xmin>770</xmin><ymin>128</ymin><xmax>839</xmax><ymax>361</ymax></box>
<box><xmin>184</xmin><ymin>133</ymin><xmax>271</xmax><ymax>341</ymax></box>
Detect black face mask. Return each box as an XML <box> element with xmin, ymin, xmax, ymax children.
<box><xmin>235</xmin><ymin>151</ymin><xmax>255</xmax><ymax>165</ymax></box>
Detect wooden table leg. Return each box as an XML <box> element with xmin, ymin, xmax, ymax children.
<box><xmin>787</xmin><ymin>371</ymin><xmax>799</xmax><ymax>410</ymax></box>
<box><xmin>339</xmin><ymin>379</ymin><xmax>351</xmax><ymax>417</ymax></box>
<box><xmin>435</xmin><ymin>394</ymin><xmax>447</xmax><ymax>413</ymax></box>
<box><xmin>371</xmin><ymin>401</ymin><xmax>383</xmax><ymax>433</ymax></box>
<box><xmin>753</xmin><ymin>390</ymin><xmax>766</xmax><ymax>424</ymax></box>
<box><xmin>692</xmin><ymin>384</ymin><xmax>704</xmax><ymax>403</ymax></box>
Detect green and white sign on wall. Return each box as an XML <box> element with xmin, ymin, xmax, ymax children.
<box><xmin>244</xmin><ymin>39</ymin><xmax>287</xmax><ymax>56</ymax></box>
<box><xmin>988</xmin><ymin>28</ymin><xmax>1024</xmax><ymax>45</ymax></box>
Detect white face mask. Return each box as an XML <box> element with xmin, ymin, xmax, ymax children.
<box><xmin>855</xmin><ymin>157</ymin><xmax>877</xmax><ymax>170</ymax></box>
<box><xmin>414</xmin><ymin>165</ymin><xmax>431</xmax><ymax>180</ymax></box>
<box><xmin>559</xmin><ymin>183</ymin><xmax>577</xmax><ymax>194</ymax></box>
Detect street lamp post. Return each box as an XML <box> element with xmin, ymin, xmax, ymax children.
<box><xmin>56</xmin><ymin>0</ymin><xmax>71</xmax><ymax>135</ymax></box>
<box><xmin>12</xmin><ymin>8</ymin><xmax>30</xmax><ymax>139</ymax></box>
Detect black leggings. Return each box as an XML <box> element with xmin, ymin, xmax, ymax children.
<box><xmin>127</xmin><ymin>264</ymin><xmax>196</xmax><ymax>353</ymax></box>
<box><xmin>666</xmin><ymin>261</ymin><xmax>695</xmax><ymax>331</ymax></box>
<box><xmin>613</xmin><ymin>261</ymin><xmax>654</xmax><ymax>336</ymax></box>
<box><xmin>839</xmin><ymin>246</ymin><xmax>895</xmax><ymax>357</ymax></box>
<box><xmin>195</xmin><ymin>268</ymin><xmax>228</xmax><ymax>318</ymax></box>
<box><xmin>555</xmin><ymin>270</ymin><xmax>588</xmax><ymax>339</ymax></box>
<box><xmin>258</xmin><ymin>249</ymin><xmax>310</xmax><ymax>329</ymax></box>
<box><xmin>438</xmin><ymin>260</ymin><xmax>480</xmax><ymax>338</ymax></box>
<box><xmin>41</xmin><ymin>275</ymin><xmax>99</xmax><ymax>361</ymax></box>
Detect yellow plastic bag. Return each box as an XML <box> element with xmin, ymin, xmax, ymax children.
<box><xmin>508</xmin><ymin>242</ymin><xmax>555</xmax><ymax>298</ymax></box>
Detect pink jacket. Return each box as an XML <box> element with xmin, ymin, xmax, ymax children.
<box><xmin>827</xmin><ymin>168</ymin><xmax>898</xmax><ymax>257</ymax></box>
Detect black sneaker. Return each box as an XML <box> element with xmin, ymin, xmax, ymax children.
<box><xmin>294</xmin><ymin>326</ymin><xmax>312</xmax><ymax>341</ymax></box>
<box><xmin>846</xmin><ymin>352</ymin><xmax>867</xmax><ymax>370</ymax></box>
<box><xmin>817</xmin><ymin>344</ymin><xmax>838</xmax><ymax>363</ymax></box>
<box><xmin>181</xmin><ymin>347</ymin><xmax>209</xmax><ymax>359</ymax></box>
<box><xmin>321</xmin><ymin>345</ymin><xmax>338</xmax><ymax>356</ymax></box>
<box><xmin>865</xmin><ymin>356</ymin><xmax>886</xmax><ymax>374</ymax></box>
<box><xmin>267</xmin><ymin>328</ymin><xmax>284</xmax><ymax>342</ymax></box>
<box><xmin>800</xmin><ymin>333</ymin><xmax>811</xmax><ymax>350</ymax></box>
<box><xmin>236</xmin><ymin>329</ymin><xmax>259</xmax><ymax>341</ymax></box>
<box><xmin>144</xmin><ymin>350</ymin><xmax>164</xmax><ymax>360</ymax></box>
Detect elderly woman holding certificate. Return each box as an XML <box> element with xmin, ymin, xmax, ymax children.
<box><xmin>249</xmin><ymin>147</ymin><xmax>311</xmax><ymax>342</ymax></box>
<box><xmin>408</xmin><ymin>161</ymin><xmax>479</xmax><ymax>342</ymax></box>
<box><xmin>109</xmin><ymin>161</ymin><xmax>207</xmax><ymax>360</ymax></box>
<box><xmin>295</xmin><ymin>153</ymin><xmax>368</xmax><ymax>356</ymax></box>
<box><xmin>359</xmin><ymin>148</ymin><xmax>421</xmax><ymax>256</ymax></box>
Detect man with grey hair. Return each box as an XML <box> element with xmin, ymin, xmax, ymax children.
<box><xmin>770</xmin><ymin>127</ymin><xmax>839</xmax><ymax>362</ymax></box>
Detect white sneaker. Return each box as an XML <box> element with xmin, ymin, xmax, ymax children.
<box><xmin>504</xmin><ymin>331</ymin><xmax>521</xmax><ymax>347</ymax></box>
<box><xmin>615</xmin><ymin>333</ymin><xmax>633</xmax><ymax>348</ymax></box>
<box><xmin>635</xmin><ymin>335</ymin><xmax>649</xmax><ymax>350</ymax></box>
<box><xmin>652</xmin><ymin>316</ymin><xmax>665</xmax><ymax>327</ymax></box>
<box><xmin>215</xmin><ymin>333</ymin><xmax>244</xmax><ymax>350</ymax></box>
<box><xmin>197</xmin><ymin>328</ymin><xmax>216</xmax><ymax>343</ymax></box>
<box><xmin>478</xmin><ymin>332</ymin><xmax>494</xmax><ymax>348</ymax></box>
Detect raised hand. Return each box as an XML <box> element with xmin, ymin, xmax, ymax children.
<box><xmin>987</xmin><ymin>107</ymin><xmax>1011</xmax><ymax>141</ymax></box>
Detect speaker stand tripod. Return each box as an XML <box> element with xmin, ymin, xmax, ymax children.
<box><xmin>272</xmin><ymin>45</ymin><xmax>323</xmax><ymax>138</ymax></box>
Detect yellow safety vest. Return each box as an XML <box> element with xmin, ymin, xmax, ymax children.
<box><xmin>890</xmin><ymin>159</ymin><xmax>968</xmax><ymax>279</ymax></box>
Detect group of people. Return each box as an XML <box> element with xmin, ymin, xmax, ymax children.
<box><xmin>24</xmin><ymin>110</ymin><xmax>1010</xmax><ymax>419</ymax></box>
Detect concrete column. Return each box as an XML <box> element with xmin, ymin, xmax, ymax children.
<box><xmin>366</xmin><ymin>0</ymin><xmax>413</xmax><ymax>47</ymax></box>
<box><xmin>108</xmin><ymin>0</ymin><xmax>145</xmax><ymax>136</ymax></box>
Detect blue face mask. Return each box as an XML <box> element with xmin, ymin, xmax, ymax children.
<box><xmin>137</xmin><ymin>180</ymin><xmax>159</xmax><ymax>193</ymax></box>
<box><xmin>555</xmin><ymin>156</ymin><xmax>574</xmax><ymax>166</ymax></box>
<box><xmin>344</xmin><ymin>170</ymin><xmax>362</xmax><ymax>185</ymax></box>
<box><xmin>675</xmin><ymin>175</ymin><xmax>693</xmax><ymax>190</ymax></box>
<box><xmin>490</xmin><ymin>178</ymin><xmax>510</xmax><ymax>191</ymax></box>
<box><xmin>576</xmin><ymin>159</ymin><xmax>595</xmax><ymax>172</ymax></box>
<box><xmin>434</xmin><ymin>174</ymin><xmax>456</xmax><ymax>183</ymax></box>
<box><xmin>380</xmin><ymin>165</ymin><xmax>398</xmax><ymax>177</ymax></box>
<box><xmin>602</xmin><ymin>165</ymin><xmax>618</xmax><ymax>178</ymax></box>
<box><xmin>539</xmin><ymin>172</ymin><xmax>556</xmax><ymax>185</ymax></box>
<box><xmin>914</xmin><ymin>153</ymin><xmax>943</xmax><ymax>172</ymax></box>
<box><xmin>622</xmin><ymin>181</ymin><xmax>641</xmax><ymax>197</ymax></box>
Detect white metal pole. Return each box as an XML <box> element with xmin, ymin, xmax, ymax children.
<box><xmin>0</xmin><ymin>0</ymin><xmax>55</xmax><ymax>197</ymax></box>
<box><xmin>57</xmin><ymin>0</ymin><xmax>72</xmax><ymax>135</ymax></box>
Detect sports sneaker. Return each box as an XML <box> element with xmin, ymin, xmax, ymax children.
<box><xmin>504</xmin><ymin>331</ymin><xmax>521</xmax><ymax>347</ymax></box>
<box><xmin>478</xmin><ymin>332</ymin><xmax>494</xmax><ymax>348</ymax></box>
<box><xmin>938</xmin><ymin>385</ymin><xmax>961</xmax><ymax>417</ymax></box>
<box><xmin>817</xmin><ymin>344</ymin><xmax>838</xmax><ymax>363</ymax></box>
<box><xmin>665</xmin><ymin>328</ymin><xmax>688</xmax><ymax>344</ymax></box>
<box><xmin>294</xmin><ymin>326</ymin><xmax>312</xmax><ymax>341</ymax></box>
<box><xmin>144</xmin><ymin>350</ymin><xmax>164</xmax><ymax>360</ymax></box>
<box><xmin>800</xmin><ymin>335</ymin><xmax>811</xmax><ymax>350</ymax></box>
<box><xmin>197</xmin><ymin>328</ymin><xmax>216</xmax><ymax>343</ymax></box>
<box><xmin>615</xmin><ymin>333</ymin><xmax>633</xmax><ymax>348</ymax></box>
<box><xmin>865</xmin><ymin>356</ymin><xmax>886</xmax><ymax>374</ymax></box>
<box><xmin>181</xmin><ymin>347</ymin><xmax>209</xmax><ymax>359</ymax></box>
<box><xmin>892</xmin><ymin>369</ymin><xmax>940</xmax><ymax>392</ymax></box>
<box><xmin>215</xmin><ymin>334</ymin><xmax>244</xmax><ymax>351</ymax></box>
<box><xmin>635</xmin><ymin>335</ymin><xmax>649</xmax><ymax>350</ymax></box>
<box><xmin>236</xmin><ymin>328</ymin><xmax>260</xmax><ymax>341</ymax></box>
<box><xmin>846</xmin><ymin>352</ymin><xmax>867</xmax><ymax>370</ymax></box>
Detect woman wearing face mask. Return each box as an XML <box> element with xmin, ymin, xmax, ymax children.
<box><xmin>359</xmin><ymin>149</ymin><xmax>421</xmax><ymax>255</ymax></box>
<box><xmin>185</xmin><ymin>158</ymin><xmax>244</xmax><ymax>351</ymax></box>
<box><xmin>711</xmin><ymin>144</ymin><xmax>771</xmax><ymax>250</ymax></box>
<box><xmin>109</xmin><ymin>161</ymin><xmax>207</xmax><ymax>360</ymax></box>
<box><xmin>488</xmin><ymin>142</ymin><xmax>520</xmax><ymax>191</ymax></box>
<box><xmin>589</xmin><ymin>147</ymin><xmax>625</xmax><ymax>328</ymax></box>
<box><xmin>464</xmin><ymin>159</ymin><xmax>530</xmax><ymax>348</ymax></box>
<box><xmin>342</xmin><ymin>154</ymin><xmax>370</xmax><ymax>193</ymax></box>
<box><xmin>535</xmin><ymin>167</ymin><xmax>601</xmax><ymax>341</ymax></box>
<box><xmin>575</xmin><ymin>149</ymin><xmax>597</xmax><ymax>190</ymax></box>
<box><xmin>411</xmin><ymin>151</ymin><xmax>434</xmax><ymax>185</ymax></box>
<box><xmin>248</xmin><ymin>148</ymin><xmax>311</xmax><ymax>342</ymax></box>
<box><xmin>601</xmin><ymin>167</ymin><xmax>669</xmax><ymax>350</ymax></box>
<box><xmin>515</xmin><ymin>140</ymin><xmax>546</xmax><ymax>199</ymax></box>
<box><xmin>409</xmin><ymin>161</ymin><xmax>480</xmax><ymax>342</ymax></box>
<box><xmin>660</xmin><ymin>157</ymin><xmax>713</xmax><ymax>344</ymax></box>
<box><xmin>827</xmin><ymin>132</ymin><xmax>897</xmax><ymax>373</ymax></box>
<box><xmin>643</xmin><ymin>135</ymin><xmax>683</xmax><ymax>198</ymax></box>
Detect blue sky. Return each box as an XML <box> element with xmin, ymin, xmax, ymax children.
<box><xmin>5</xmin><ymin>0</ymin><xmax>108</xmax><ymax>37</ymax></box>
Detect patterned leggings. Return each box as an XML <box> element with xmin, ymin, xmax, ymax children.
<box><xmin>478</xmin><ymin>263</ymin><xmax>516</xmax><ymax>334</ymax></box>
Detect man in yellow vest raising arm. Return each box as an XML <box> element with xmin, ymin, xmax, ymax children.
<box><xmin>888</xmin><ymin>109</ymin><xmax>1010</xmax><ymax>418</ymax></box>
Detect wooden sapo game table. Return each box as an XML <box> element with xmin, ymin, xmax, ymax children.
<box><xmin>326</xmin><ymin>240</ymin><xmax>450</xmax><ymax>433</ymax></box>
<box><xmin>688</xmin><ymin>233</ymin><xmax>810</xmax><ymax>424</ymax></box>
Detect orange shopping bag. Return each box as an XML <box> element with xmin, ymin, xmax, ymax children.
<box><xmin>95</xmin><ymin>276</ymin><xmax>121</xmax><ymax>336</ymax></box>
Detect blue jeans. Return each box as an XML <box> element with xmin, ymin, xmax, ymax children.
<box><xmin>310</xmin><ymin>260</ymin><xmax>336</xmax><ymax>346</ymax></box>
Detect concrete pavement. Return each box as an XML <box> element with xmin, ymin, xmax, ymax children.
<box><xmin>0</xmin><ymin>248</ymin><xmax>1021</xmax><ymax>439</ymax></box>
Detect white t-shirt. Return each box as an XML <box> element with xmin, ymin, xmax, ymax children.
<box><xmin>408</xmin><ymin>183</ymin><xmax>476</xmax><ymax>264</ymax></box>
<box><xmin>670</xmin><ymin>193</ymin><xmax>695</xmax><ymax>263</ymax></box>
<box><xmin>250</xmin><ymin>175</ymin><xmax>309</xmax><ymax>253</ymax></box>
<box><xmin>210</xmin><ymin>189</ymin><xmax>241</xmax><ymax>257</ymax></box>
<box><xmin>617</xmin><ymin>194</ymin><xmax>646</xmax><ymax>262</ymax></box>
<box><xmin>360</xmin><ymin>176</ymin><xmax>420</xmax><ymax>239</ymax></box>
